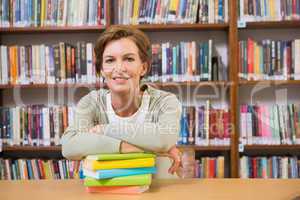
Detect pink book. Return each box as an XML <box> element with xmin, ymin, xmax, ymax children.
<box><xmin>256</xmin><ymin>105</ymin><xmax>263</xmax><ymax>141</ymax></box>
<box><xmin>264</xmin><ymin>105</ymin><xmax>272</xmax><ymax>142</ymax></box>
<box><xmin>86</xmin><ymin>185</ymin><xmax>149</xmax><ymax>194</ymax></box>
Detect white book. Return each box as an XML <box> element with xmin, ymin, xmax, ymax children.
<box><xmin>43</xmin><ymin>107</ymin><xmax>51</xmax><ymax>146</ymax></box>
<box><xmin>208</xmin><ymin>0</ymin><xmax>214</xmax><ymax>24</ymax></box>
<box><xmin>1</xmin><ymin>46</ymin><xmax>8</xmax><ymax>84</ymax></box>
<box><xmin>82</xmin><ymin>0</ymin><xmax>89</xmax><ymax>26</ymax></box>
<box><xmin>58</xmin><ymin>160</ymin><xmax>65</xmax><ymax>179</ymax></box>
<box><xmin>208</xmin><ymin>39</ymin><xmax>212</xmax><ymax>81</ymax></box>
<box><xmin>12</xmin><ymin>107</ymin><xmax>21</xmax><ymax>145</ymax></box>
<box><xmin>281</xmin><ymin>157</ymin><xmax>288</xmax><ymax>179</ymax></box>
<box><xmin>40</xmin><ymin>45</ymin><xmax>46</xmax><ymax>83</ymax></box>
<box><xmin>294</xmin><ymin>40</ymin><xmax>300</xmax><ymax>80</ymax></box>
<box><xmin>62</xmin><ymin>0</ymin><xmax>68</xmax><ymax>26</ymax></box>
<box><xmin>224</xmin><ymin>0</ymin><xmax>228</xmax><ymax>22</ymax></box>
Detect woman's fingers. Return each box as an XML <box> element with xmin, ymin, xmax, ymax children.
<box><xmin>168</xmin><ymin>153</ymin><xmax>181</xmax><ymax>174</ymax></box>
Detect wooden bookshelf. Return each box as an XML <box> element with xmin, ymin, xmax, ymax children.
<box><xmin>120</xmin><ymin>23</ymin><xmax>229</xmax><ymax>31</ymax></box>
<box><xmin>2</xmin><ymin>145</ymin><xmax>230</xmax><ymax>153</ymax></box>
<box><xmin>244</xmin><ymin>144</ymin><xmax>300</xmax><ymax>151</ymax></box>
<box><xmin>0</xmin><ymin>26</ymin><xmax>107</xmax><ymax>34</ymax></box>
<box><xmin>241</xmin><ymin>145</ymin><xmax>300</xmax><ymax>156</ymax></box>
<box><xmin>2</xmin><ymin>146</ymin><xmax>62</xmax><ymax>152</ymax></box>
<box><xmin>177</xmin><ymin>145</ymin><xmax>230</xmax><ymax>151</ymax></box>
<box><xmin>239</xmin><ymin>80</ymin><xmax>300</xmax><ymax>86</ymax></box>
<box><xmin>240</xmin><ymin>21</ymin><xmax>300</xmax><ymax>29</ymax></box>
<box><xmin>0</xmin><ymin>81</ymin><xmax>231</xmax><ymax>89</ymax></box>
<box><xmin>229</xmin><ymin>0</ymin><xmax>239</xmax><ymax>178</ymax></box>
<box><xmin>1</xmin><ymin>0</ymin><xmax>300</xmax><ymax>180</ymax></box>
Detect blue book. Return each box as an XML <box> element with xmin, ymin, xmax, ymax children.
<box><xmin>82</xmin><ymin>167</ymin><xmax>157</xmax><ymax>179</ymax></box>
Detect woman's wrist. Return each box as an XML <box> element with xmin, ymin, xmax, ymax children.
<box><xmin>120</xmin><ymin>141</ymin><xmax>144</xmax><ymax>153</ymax></box>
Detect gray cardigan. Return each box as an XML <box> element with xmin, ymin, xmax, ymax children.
<box><xmin>61</xmin><ymin>84</ymin><xmax>182</xmax><ymax>160</ymax></box>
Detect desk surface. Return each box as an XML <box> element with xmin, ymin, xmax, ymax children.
<box><xmin>1</xmin><ymin>179</ymin><xmax>300</xmax><ymax>200</ymax></box>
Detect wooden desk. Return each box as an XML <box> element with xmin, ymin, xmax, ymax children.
<box><xmin>1</xmin><ymin>179</ymin><xmax>300</xmax><ymax>200</ymax></box>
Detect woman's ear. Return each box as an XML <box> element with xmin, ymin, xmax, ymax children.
<box><xmin>140</xmin><ymin>62</ymin><xmax>148</xmax><ymax>77</ymax></box>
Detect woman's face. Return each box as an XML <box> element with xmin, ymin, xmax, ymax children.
<box><xmin>101</xmin><ymin>38</ymin><xmax>147</xmax><ymax>94</ymax></box>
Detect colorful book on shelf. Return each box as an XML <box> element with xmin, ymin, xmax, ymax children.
<box><xmin>84</xmin><ymin>174</ymin><xmax>152</xmax><ymax>187</ymax></box>
<box><xmin>83</xmin><ymin>158</ymin><xmax>155</xmax><ymax>170</ymax></box>
<box><xmin>83</xmin><ymin>167</ymin><xmax>157</xmax><ymax>179</ymax></box>
<box><xmin>85</xmin><ymin>153</ymin><xmax>156</xmax><ymax>161</ymax></box>
<box><xmin>86</xmin><ymin>185</ymin><xmax>150</xmax><ymax>194</ymax></box>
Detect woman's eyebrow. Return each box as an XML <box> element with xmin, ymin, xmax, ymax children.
<box><xmin>103</xmin><ymin>55</ymin><xmax>114</xmax><ymax>58</ymax></box>
<box><xmin>123</xmin><ymin>53</ymin><xmax>136</xmax><ymax>56</ymax></box>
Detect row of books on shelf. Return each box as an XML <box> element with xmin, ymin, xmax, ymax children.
<box><xmin>0</xmin><ymin>159</ymin><xmax>81</xmax><ymax>180</ymax></box>
<box><xmin>117</xmin><ymin>0</ymin><xmax>228</xmax><ymax>25</ymax></box>
<box><xmin>238</xmin><ymin>0</ymin><xmax>300</xmax><ymax>23</ymax></box>
<box><xmin>194</xmin><ymin>156</ymin><xmax>225</xmax><ymax>178</ymax></box>
<box><xmin>240</xmin><ymin>104</ymin><xmax>300</xmax><ymax>145</ymax></box>
<box><xmin>240</xmin><ymin>156</ymin><xmax>300</xmax><ymax>179</ymax></box>
<box><xmin>238</xmin><ymin>38</ymin><xmax>300</xmax><ymax>81</ymax></box>
<box><xmin>0</xmin><ymin>105</ymin><xmax>75</xmax><ymax>146</ymax></box>
<box><xmin>149</xmin><ymin>40</ymin><xmax>227</xmax><ymax>82</ymax></box>
<box><xmin>0</xmin><ymin>0</ymin><xmax>106</xmax><ymax>28</ymax></box>
<box><xmin>0</xmin><ymin>40</ymin><xmax>226</xmax><ymax>85</ymax></box>
<box><xmin>178</xmin><ymin>101</ymin><xmax>231</xmax><ymax>146</ymax></box>
<box><xmin>0</xmin><ymin>42</ymin><xmax>97</xmax><ymax>85</ymax></box>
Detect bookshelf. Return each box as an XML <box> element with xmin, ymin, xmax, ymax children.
<box><xmin>237</xmin><ymin>0</ymin><xmax>300</xmax><ymax>178</ymax></box>
<box><xmin>2</xmin><ymin>0</ymin><xmax>284</xmax><ymax>179</ymax></box>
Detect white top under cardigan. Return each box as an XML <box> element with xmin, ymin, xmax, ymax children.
<box><xmin>106</xmin><ymin>91</ymin><xmax>178</xmax><ymax>179</ymax></box>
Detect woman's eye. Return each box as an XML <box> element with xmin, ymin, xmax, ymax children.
<box><xmin>105</xmin><ymin>59</ymin><xmax>113</xmax><ymax>63</ymax></box>
<box><xmin>126</xmin><ymin>57</ymin><xmax>134</xmax><ymax>62</ymax></box>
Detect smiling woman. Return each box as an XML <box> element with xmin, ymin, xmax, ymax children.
<box><xmin>61</xmin><ymin>26</ymin><xmax>183</xmax><ymax>179</ymax></box>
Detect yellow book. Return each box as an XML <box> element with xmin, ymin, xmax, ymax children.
<box><xmin>83</xmin><ymin>158</ymin><xmax>155</xmax><ymax>170</ymax></box>
<box><xmin>169</xmin><ymin>0</ymin><xmax>179</xmax><ymax>13</ymax></box>
<box><xmin>132</xmin><ymin>0</ymin><xmax>140</xmax><ymax>25</ymax></box>
<box><xmin>41</xmin><ymin>0</ymin><xmax>46</xmax><ymax>26</ymax></box>
<box><xmin>269</xmin><ymin>0</ymin><xmax>275</xmax><ymax>20</ymax></box>
<box><xmin>42</xmin><ymin>160</ymin><xmax>51</xmax><ymax>179</ymax></box>
<box><xmin>217</xmin><ymin>157</ymin><xmax>224</xmax><ymax>178</ymax></box>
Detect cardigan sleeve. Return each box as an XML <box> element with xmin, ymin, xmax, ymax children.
<box><xmin>61</xmin><ymin>93</ymin><xmax>121</xmax><ymax>160</ymax></box>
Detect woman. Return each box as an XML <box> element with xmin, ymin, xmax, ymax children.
<box><xmin>61</xmin><ymin>25</ymin><xmax>182</xmax><ymax>178</ymax></box>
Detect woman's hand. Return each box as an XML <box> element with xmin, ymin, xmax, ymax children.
<box><xmin>166</xmin><ymin>145</ymin><xmax>183</xmax><ymax>177</ymax></box>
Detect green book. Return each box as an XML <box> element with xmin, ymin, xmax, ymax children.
<box><xmin>84</xmin><ymin>174</ymin><xmax>152</xmax><ymax>187</ymax></box>
<box><xmin>86</xmin><ymin>153</ymin><xmax>156</xmax><ymax>161</ymax></box>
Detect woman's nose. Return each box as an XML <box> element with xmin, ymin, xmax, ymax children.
<box><xmin>114</xmin><ymin>61</ymin><xmax>126</xmax><ymax>71</ymax></box>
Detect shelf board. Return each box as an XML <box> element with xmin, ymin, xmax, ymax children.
<box><xmin>2</xmin><ymin>145</ymin><xmax>61</xmax><ymax>152</ymax></box>
<box><xmin>0</xmin><ymin>25</ymin><xmax>106</xmax><ymax>34</ymax></box>
<box><xmin>0</xmin><ymin>81</ymin><xmax>231</xmax><ymax>89</ymax></box>
<box><xmin>240</xmin><ymin>21</ymin><xmax>300</xmax><ymax>29</ymax></box>
<box><xmin>123</xmin><ymin>23</ymin><xmax>229</xmax><ymax>31</ymax></box>
<box><xmin>0</xmin><ymin>23</ymin><xmax>228</xmax><ymax>34</ymax></box>
<box><xmin>2</xmin><ymin>145</ymin><xmax>230</xmax><ymax>153</ymax></box>
<box><xmin>241</xmin><ymin>145</ymin><xmax>300</xmax><ymax>155</ymax></box>
<box><xmin>239</xmin><ymin>80</ymin><xmax>300</xmax><ymax>86</ymax></box>
<box><xmin>177</xmin><ymin>145</ymin><xmax>230</xmax><ymax>151</ymax></box>
<box><xmin>0</xmin><ymin>83</ymin><xmax>106</xmax><ymax>89</ymax></box>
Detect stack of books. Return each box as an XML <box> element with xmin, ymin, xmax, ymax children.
<box><xmin>82</xmin><ymin>153</ymin><xmax>157</xmax><ymax>194</ymax></box>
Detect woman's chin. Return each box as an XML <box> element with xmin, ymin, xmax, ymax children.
<box><xmin>109</xmin><ymin>84</ymin><xmax>130</xmax><ymax>94</ymax></box>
